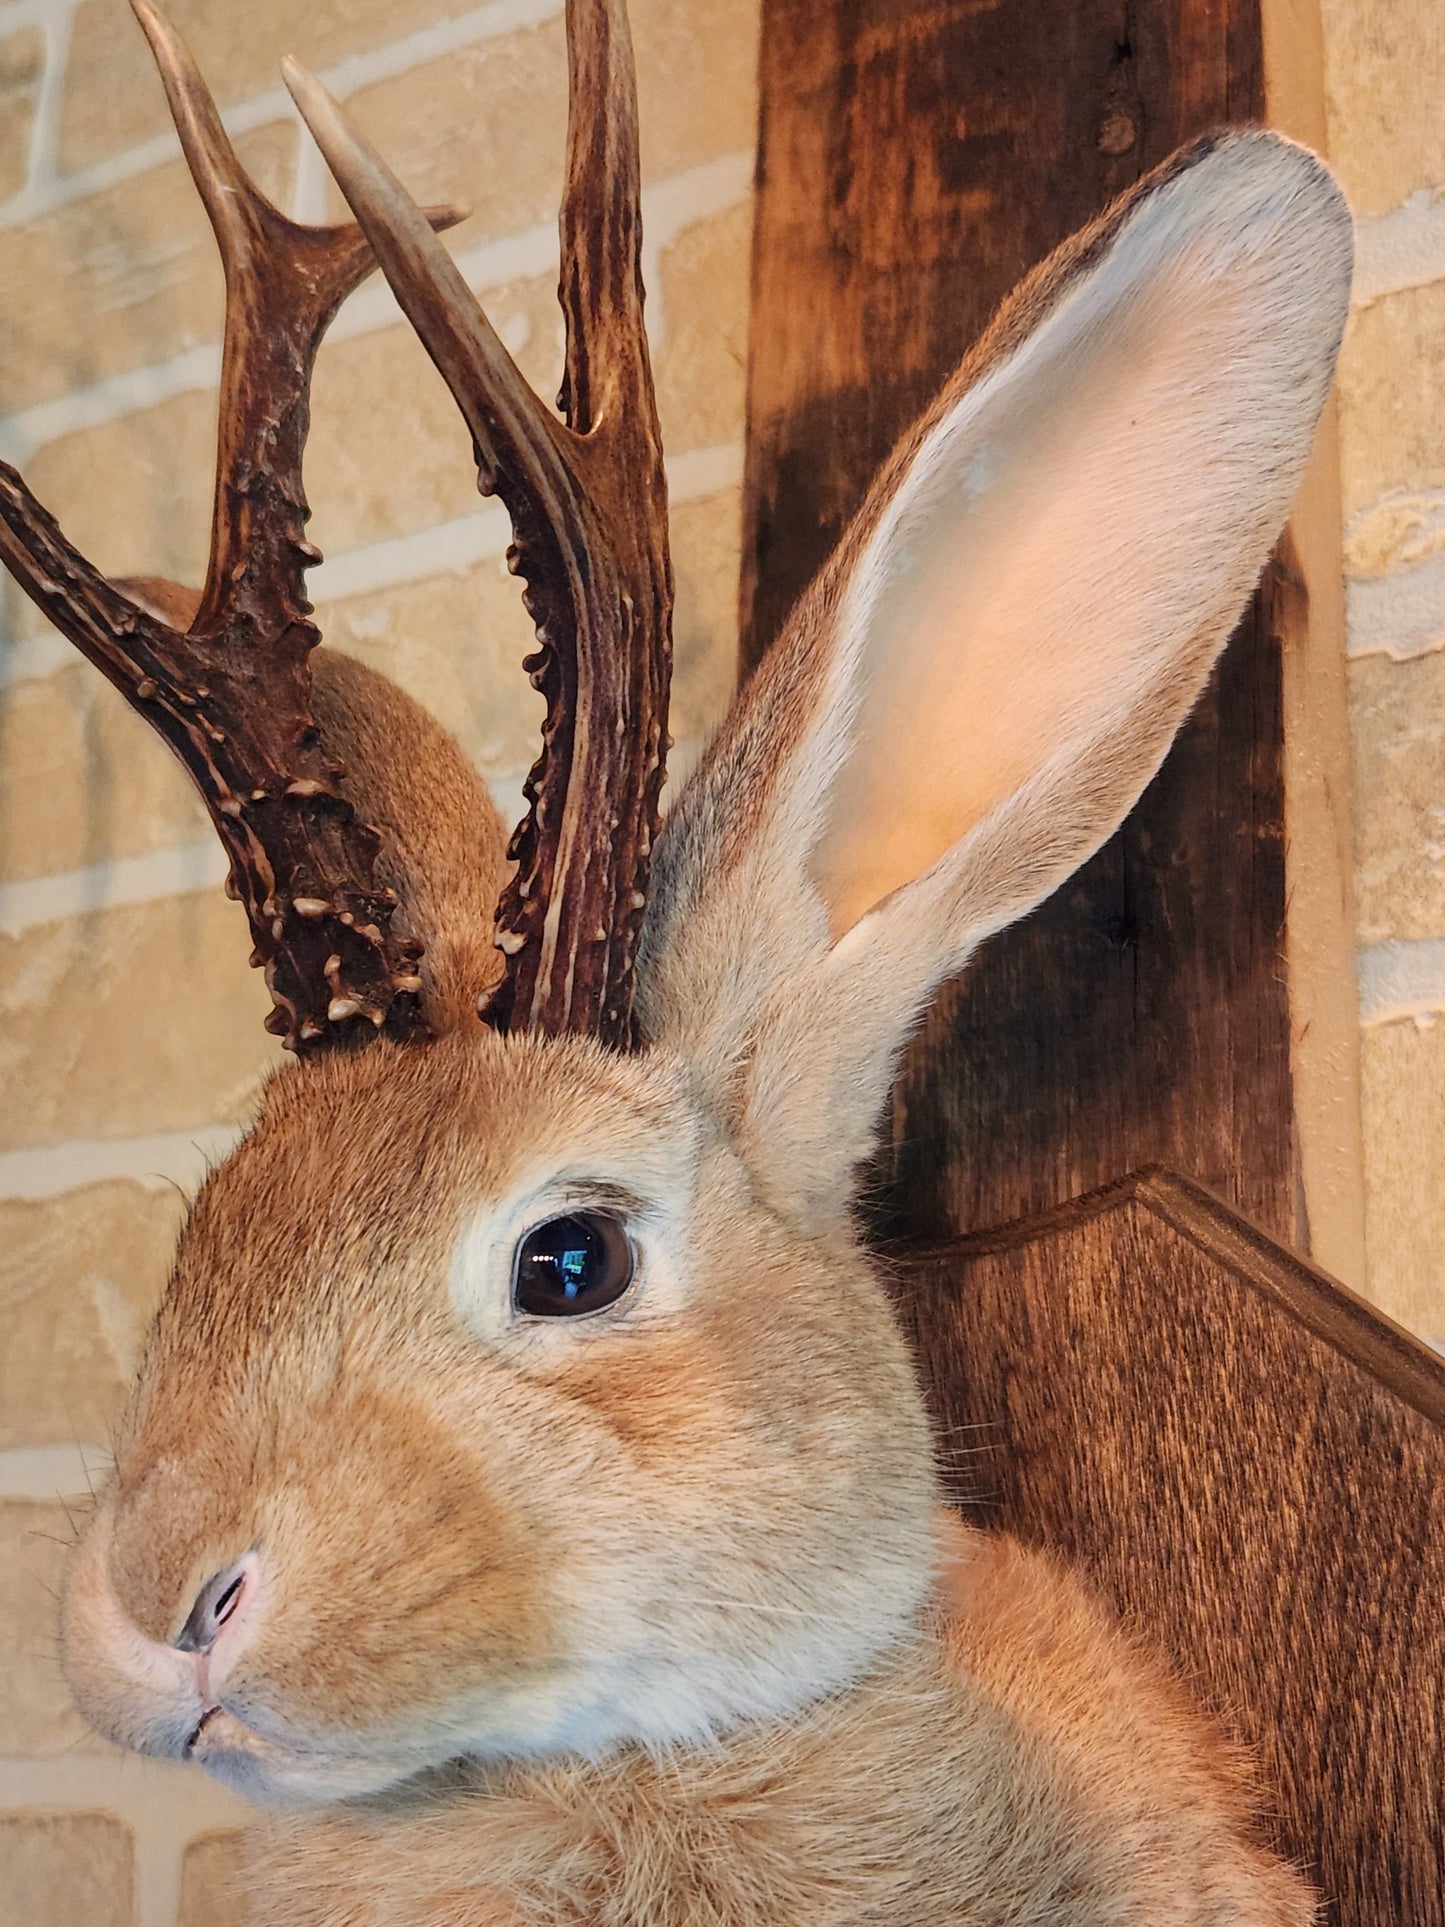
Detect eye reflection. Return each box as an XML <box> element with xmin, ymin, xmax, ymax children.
<box><xmin>513</xmin><ymin>1212</ymin><xmax>635</xmax><ymax>1318</ymax></box>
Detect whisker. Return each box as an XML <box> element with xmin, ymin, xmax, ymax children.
<box><xmin>672</xmin><ymin>1596</ymin><xmax>832</xmax><ymax>1621</ymax></box>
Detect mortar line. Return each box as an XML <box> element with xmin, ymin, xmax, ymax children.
<box><xmin>0</xmin><ymin>1125</ymin><xmax>247</xmax><ymax>1200</ymax></box>
<box><xmin>1</xmin><ymin>435</ymin><xmax>744</xmax><ymax>686</ymax></box>
<box><xmin>0</xmin><ymin>152</ymin><xmax>750</xmax><ymax>464</ymax></box>
<box><xmin>0</xmin><ymin>838</ymin><xmax>226</xmax><ymax>937</ymax></box>
<box><xmin>22</xmin><ymin>0</ymin><xmax>77</xmax><ymax>197</ymax></box>
<box><xmin>0</xmin><ymin>1444</ymin><xmax>112</xmax><ymax>1501</ymax></box>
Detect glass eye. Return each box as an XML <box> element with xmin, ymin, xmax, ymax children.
<box><xmin>513</xmin><ymin>1212</ymin><xmax>635</xmax><ymax>1319</ymax></box>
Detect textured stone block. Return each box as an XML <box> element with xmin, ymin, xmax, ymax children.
<box><xmin>0</xmin><ymin>1181</ymin><xmax>183</xmax><ymax>1451</ymax></box>
<box><xmin>319</xmin><ymin>0</ymin><xmax>759</xmax><ymax>246</ymax></box>
<box><xmin>1336</xmin><ymin>286</ymin><xmax>1445</xmax><ymax>524</ymax></box>
<box><xmin>57</xmin><ymin>0</ymin><xmax>486</xmax><ymax>173</ymax></box>
<box><xmin>178</xmin><ymin>1828</ymin><xmax>247</xmax><ymax>1924</ymax></box>
<box><xmin>306</xmin><ymin>213</ymin><xmax>751</xmax><ymax>565</ymax></box>
<box><xmin>1321</xmin><ymin>0</ymin><xmax>1445</xmax><ymax>219</ymax></box>
<box><xmin>1344</xmin><ymin>489</ymin><xmax>1445</xmax><ymax>582</ymax></box>
<box><xmin>0</xmin><ymin>664</ymin><xmax>207</xmax><ymax>885</ymax></box>
<box><xmin>305</xmin><ymin>313</ymin><xmax>516</xmax><ymax>560</ymax></box>
<box><xmin>316</xmin><ymin>16</ymin><xmax>570</xmax><ymax>250</ymax></box>
<box><xmin>629</xmin><ymin>0</ymin><xmax>760</xmax><ymax>180</ymax></box>
<box><xmin>0</xmin><ymin>27</ymin><xmax>43</xmax><ymax>206</ymax></box>
<box><xmin>0</xmin><ymin>1501</ymin><xmax>112</xmax><ymax>1754</ymax></box>
<box><xmin>0</xmin><ymin>891</ymin><xmax>278</xmax><ymax>1151</ymax></box>
<box><xmin>0</xmin><ymin>126</ymin><xmax>292</xmax><ymax>419</ymax></box>
<box><xmin>1350</xmin><ymin>652</ymin><xmax>1445</xmax><ymax>945</ymax></box>
<box><xmin>0</xmin><ymin>1812</ymin><xmax>134</xmax><ymax>1926</ymax></box>
<box><xmin>1361</xmin><ymin>1017</ymin><xmax>1445</xmax><ymax>1340</ymax></box>
<box><xmin>669</xmin><ymin>488</ymin><xmax>742</xmax><ymax>748</ymax></box>
<box><xmin>315</xmin><ymin>559</ymin><xmax>546</xmax><ymax>806</ymax></box>
<box><xmin>653</xmin><ymin>201</ymin><xmax>752</xmax><ymax>455</ymax></box>
<box><xmin>24</xmin><ymin>386</ymin><xmax>215</xmax><ymax>587</ymax></box>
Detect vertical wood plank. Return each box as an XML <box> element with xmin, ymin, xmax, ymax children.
<box><xmin>742</xmin><ymin>0</ymin><xmax>1300</xmax><ymax>1243</ymax></box>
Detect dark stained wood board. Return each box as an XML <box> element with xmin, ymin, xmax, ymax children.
<box><xmin>888</xmin><ymin>1172</ymin><xmax>1445</xmax><ymax>1927</ymax></box>
<box><xmin>742</xmin><ymin>0</ymin><xmax>1301</xmax><ymax>1245</ymax></box>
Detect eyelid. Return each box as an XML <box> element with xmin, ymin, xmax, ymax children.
<box><xmin>545</xmin><ymin>1181</ymin><xmax>649</xmax><ymax>1223</ymax></box>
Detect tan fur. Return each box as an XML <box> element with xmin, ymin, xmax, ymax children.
<box><xmin>243</xmin><ymin>1525</ymin><xmax>1308</xmax><ymax>1927</ymax></box>
<box><xmin>60</xmin><ymin>130</ymin><xmax>1351</xmax><ymax>1924</ymax></box>
<box><xmin>308</xmin><ymin>649</ymin><xmax>507</xmax><ymax>1033</ymax></box>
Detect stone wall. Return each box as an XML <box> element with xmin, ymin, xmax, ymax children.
<box><xmin>1322</xmin><ymin>0</ymin><xmax>1445</xmax><ymax>1345</ymax></box>
<box><xmin>0</xmin><ymin>0</ymin><xmax>757</xmax><ymax>1916</ymax></box>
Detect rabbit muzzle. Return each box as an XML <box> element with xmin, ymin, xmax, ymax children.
<box><xmin>63</xmin><ymin>1496</ymin><xmax>482</xmax><ymax>1802</ymax></box>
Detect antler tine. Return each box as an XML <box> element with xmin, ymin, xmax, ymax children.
<box><xmin>285</xmin><ymin>0</ymin><xmax>673</xmax><ymax>1049</ymax></box>
<box><xmin>0</xmin><ymin>0</ymin><xmax>463</xmax><ymax>1054</ymax></box>
<box><xmin>556</xmin><ymin>0</ymin><xmax>651</xmax><ymax>435</ymax></box>
<box><xmin>281</xmin><ymin>57</ymin><xmax>579</xmax><ymax>534</ymax></box>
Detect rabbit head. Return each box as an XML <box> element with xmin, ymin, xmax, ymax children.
<box><xmin>19</xmin><ymin>0</ymin><xmax>1351</xmax><ymax>1817</ymax></box>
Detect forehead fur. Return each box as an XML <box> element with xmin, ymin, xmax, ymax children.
<box><xmin>133</xmin><ymin>1031</ymin><xmax>700</xmax><ymax>1398</ymax></box>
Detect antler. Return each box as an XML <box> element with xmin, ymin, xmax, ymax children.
<box><xmin>285</xmin><ymin>0</ymin><xmax>673</xmax><ymax>1048</ymax></box>
<box><xmin>0</xmin><ymin>0</ymin><xmax>462</xmax><ymax>1053</ymax></box>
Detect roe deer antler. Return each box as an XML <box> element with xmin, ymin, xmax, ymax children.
<box><xmin>285</xmin><ymin>0</ymin><xmax>674</xmax><ymax>1048</ymax></box>
<box><xmin>0</xmin><ymin>0</ymin><xmax>462</xmax><ymax>1054</ymax></box>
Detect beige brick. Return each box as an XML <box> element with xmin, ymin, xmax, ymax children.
<box><xmin>653</xmin><ymin>202</ymin><xmax>751</xmax><ymax>456</ymax></box>
<box><xmin>305</xmin><ymin>302</ymin><xmax>538</xmax><ymax>560</ymax></box>
<box><xmin>669</xmin><ymin>488</ymin><xmax>741</xmax><ymax>748</ymax></box>
<box><xmin>1336</xmin><ymin>286</ymin><xmax>1445</xmax><ymax>524</ymax></box>
<box><xmin>59</xmin><ymin>0</ymin><xmax>760</xmax><ymax>181</ymax></box>
<box><xmin>1350</xmin><ymin>652</ymin><xmax>1445</xmax><ymax>944</ymax></box>
<box><xmin>13</xmin><ymin>278</ymin><xmax>555</xmax><ymax>601</ymax></box>
<box><xmin>24</xmin><ymin>385</ymin><xmax>215</xmax><ymax>588</ymax></box>
<box><xmin>0</xmin><ymin>892</ymin><xmax>278</xmax><ymax>1151</ymax></box>
<box><xmin>178</xmin><ymin>1829</ymin><xmax>247</xmax><ymax>1925</ymax></box>
<box><xmin>0</xmin><ymin>126</ymin><xmax>293</xmax><ymax>419</ymax></box>
<box><xmin>0</xmin><ymin>1501</ymin><xmax>115</xmax><ymax>1754</ymax></box>
<box><xmin>1321</xmin><ymin>0</ymin><xmax>1445</xmax><ymax>219</ymax></box>
<box><xmin>0</xmin><ymin>1812</ymin><xmax>134</xmax><ymax>1926</ymax></box>
<box><xmin>57</xmin><ymin>0</ymin><xmax>488</xmax><ymax>173</ymax></box>
<box><xmin>0</xmin><ymin>664</ymin><xmax>206</xmax><ymax>885</ymax></box>
<box><xmin>316</xmin><ymin>561</ymin><xmax>545</xmax><ymax>795</ymax></box>
<box><xmin>1344</xmin><ymin>490</ymin><xmax>1445</xmax><ymax>580</ymax></box>
<box><xmin>305</xmin><ymin>220</ymin><xmax>749</xmax><ymax>558</ymax></box>
<box><xmin>318</xmin><ymin>17</ymin><xmax>570</xmax><ymax>253</ymax></box>
<box><xmin>0</xmin><ymin>1181</ymin><xmax>183</xmax><ymax>1451</ymax></box>
<box><xmin>1361</xmin><ymin>1017</ymin><xmax>1445</xmax><ymax>1339</ymax></box>
<box><xmin>629</xmin><ymin>0</ymin><xmax>760</xmax><ymax>180</ymax></box>
<box><xmin>319</xmin><ymin>0</ymin><xmax>759</xmax><ymax>250</ymax></box>
<box><xmin>308</xmin><ymin>235</ymin><xmax>750</xmax><ymax>565</ymax></box>
<box><xmin>0</xmin><ymin>27</ymin><xmax>43</xmax><ymax>206</ymax></box>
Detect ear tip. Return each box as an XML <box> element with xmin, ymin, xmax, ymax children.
<box><xmin>1143</xmin><ymin>125</ymin><xmax>1354</xmax><ymax>329</ymax></box>
<box><xmin>1170</xmin><ymin>125</ymin><xmax>1353</xmax><ymax>246</ymax></box>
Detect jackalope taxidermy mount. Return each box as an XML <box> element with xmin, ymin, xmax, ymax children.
<box><xmin>1</xmin><ymin>0</ymin><xmax>1351</xmax><ymax>1919</ymax></box>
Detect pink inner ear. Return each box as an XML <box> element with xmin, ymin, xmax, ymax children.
<box><xmin>806</xmin><ymin>155</ymin><xmax>1348</xmax><ymax>943</ymax></box>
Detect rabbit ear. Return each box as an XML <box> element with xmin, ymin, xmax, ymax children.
<box><xmin>638</xmin><ymin>131</ymin><xmax>1352</xmax><ymax>1229</ymax></box>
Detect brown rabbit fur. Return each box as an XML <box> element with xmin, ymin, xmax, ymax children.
<box><xmin>58</xmin><ymin>115</ymin><xmax>1353</xmax><ymax>1925</ymax></box>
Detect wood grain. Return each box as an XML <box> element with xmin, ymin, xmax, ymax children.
<box><xmin>890</xmin><ymin>1175</ymin><xmax>1445</xmax><ymax>1927</ymax></box>
<box><xmin>743</xmin><ymin>0</ymin><xmax>1298</xmax><ymax>1243</ymax></box>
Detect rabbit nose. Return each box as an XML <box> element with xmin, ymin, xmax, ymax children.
<box><xmin>175</xmin><ymin>1552</ymin><xmax>257</xmax><ymax>1655</ymax></box>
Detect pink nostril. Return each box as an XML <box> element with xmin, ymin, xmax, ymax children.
<box><xmin>175</xmin><ymin>1552</ymin><xmax>257</xmax><ymax>1655</ymax></box>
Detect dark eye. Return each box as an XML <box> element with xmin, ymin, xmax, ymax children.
<box><xmin>513</xmin><ymin>1212</ymin><xmax>635</xmax><ymax>1319</ymax></box>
